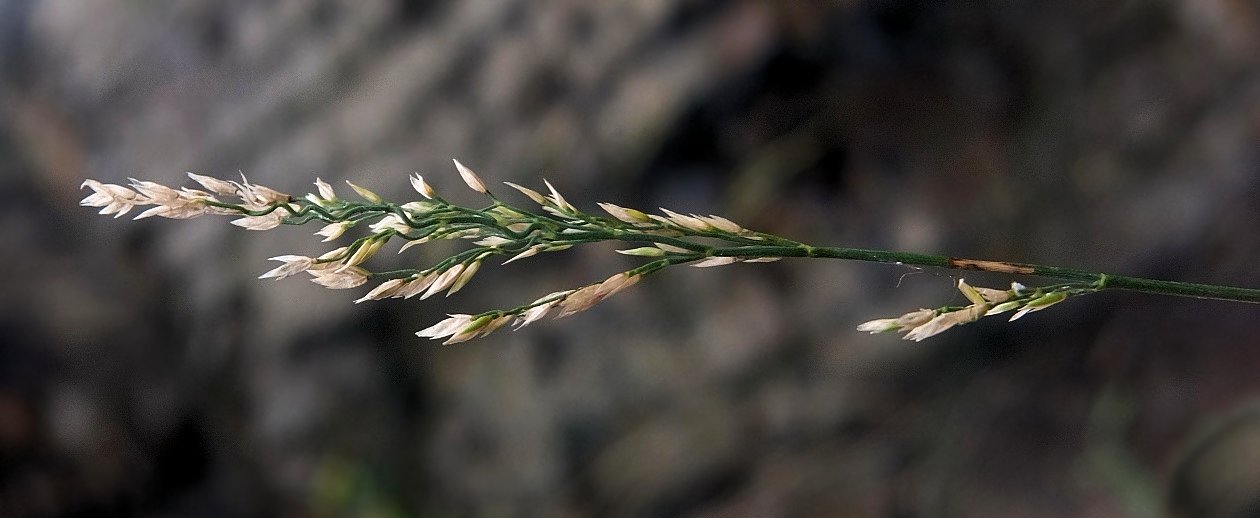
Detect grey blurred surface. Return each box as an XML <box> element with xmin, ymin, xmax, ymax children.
<box><xmin>3</xmin><ymin>1</ymin><xmax>1260</xmax><ymax>516</ymax></box>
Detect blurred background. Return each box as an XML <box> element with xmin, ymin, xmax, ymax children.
<box><xmin>3</xmin><ymin>1</ymin><xmax>1260</xmax><ymax>516</ymax></box>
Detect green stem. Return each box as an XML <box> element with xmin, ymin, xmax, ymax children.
<box><xmin>710</xmin><ymin>244</ymin><xmax>1260</xmax><ymax>304</ymax></box>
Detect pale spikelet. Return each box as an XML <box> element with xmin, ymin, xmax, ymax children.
<box><xmin>446</xmin><ymin>260</ymin><xmax>482</xmax><ymax>296</ymax></box>
<box><xmin>420</xmin><ymin>264</ymin><xmax>465</xmax><ymax>300</ymax></box>
<box><xmin>230</xmin><ymin>212</ymin><xmax>285</xmax><ymax>230</ymax></box>
<box><xmin>616</xmin><ymin>247</ymin><xmax>666</xmax><ymax>257</ymax></box>
<box><xmin>402</xmin><ymin>174</ymin><xmax>433</xmax><ymax>200</ymax></box>
<box><xmin>594</xmin><ymin>272</ymin><xmax>639</xmax><ymax>299</ymax></box>
<box><xmin>252</xmin><ymin>184</ymin><xmax>290</xmax><ymax>204</ymax></box>
<box><xmin>133</xmin><ymin>198</ymin><xmax>209</xmax><ymax>220</ymax></box>
<box><xmin>369</xmin><ymin>215</ymin><xmax>411</xmax><ymax>234</ymax></box>
<box><xmin>691</xmin><ymin>256</ymin><xmax>739</xmax><ymax>268</ymax></box>
<box><xmin>400</xmin><ymin>201</ymin><xmax>438</xmax><ymax>215</ymax></box>
<box><xmin>416</xmin><ymin>314</ymin><xmax>474</xmax><ymax>339</ymax></box>
<box><xmin>743</xmin><ymin>257</ymin><xmax>781</xmax><ymax>263</ymax></box>
<box><xmin>504</xmin><ymin>182</ymin><xmax>548</xmax><ymax>205</ymax></box>
<box><xmin>415</xmin><ymin>312</ymin><xmax>510</xmax><ymax>343</ymax></box>
<box><xmin>557</xmin><ymin>272</ymin><xmax>639</xmax><ymax>317</ymax></box>
<box><xmin>543</xmin><ymin>179</ymin><xmax>574</xmax><ymax>212</ymax></box>
<box><xmin>473</xmin><ymin>236</ymin><xmax>513</xmax><ymax>247</ymax></box>
<box><xmin>654</xmin><ymin>243</ymin><xmax>694</xmax><ymax>254</ymax></box>
<box><xmin>441</xmin><ymin>313</ymin><xmax>512</xmax><ymax>343</ymax></box>
<box><xmin>985</xmin><ymin>301</ymin><xmax>1022</xmax><ymax>316</ymax></box>
<box><xmin>556</xmin><ymin>284</ymin><xmax>602</xmax><ymax>318</ymax></box>
<box><xmin>514</xmin><ymin>303</ymin><xmax>554</xmax><ymax>329</ymax></box>
<box><xmin>186</xmin><ymin>172</ymin><xmax>238</xmax><ymax>196</ymax></box>
<box><xmin>259</xmin><ymin>255</ymin><xmax>314</xmax><ymax>280</ymax></box>
<box><xmin>469</xmin><ymin>314</ymin><xmax>511</xmax><ymax>340</ymax></box>
<box><xmin>313</xmin><ymin>178</ymin><xmax>337</xmax><ymax>201</ymax></box>
<box><xmin>396</xmin><ymin>273</ymin><xmax>438</xmax><ymax>299</ymax></box>
<box><xmin>131</xmin><ymin>184</ymin><xmax>217</xmax><ymax>220</ymax></box>
<box><xmin>895</xmin><ymin>309</ymin><xmax>937</xmax><ymax>327</ymax></box>
<box><xmin>235</xmin><ymin>175</ymin><xmax>290</xmax><ymax>206</ymax></box>
<box><xmin>128</xmin><ymin>179</ymin><xmax>181</xmax><ymax>204</ymax></box>
<box><xmin>397</xmin><ymin>237</ymin><xmax>431</xmax><ymax>254</ymax></box>
<box><xmin>699</xmin><ymin>214</ymin><xmax>743</xmax><ymax>233</ymax></box>
<box><xmin>341</xmin><ymin>238</ymin><xmax>386</xmax><ymax>268</ymax></box>
<box><xmin>315</xmin><ymin>246</ymin><xmax>350</xmax><ymax>264</ymax></box>
<box><xmin>513</xmin><ymin>290</ymin><xmax>573</xmax><ymax>329</ymax></box>
<box><xmin>957</xmin><ymin>279</ymin><xmax>987</xmax><ymax>306</ymax></box>
<box><xmin>344</xmin><ymin>180</ymin><xmax>382</xmax><ymax>203</ymax></box>
<box><xmin>598</xmin><ymin>202</ymin><xmax>652</xmax><ymax>224</ymax></box>
<box><xmin>315</xmin><ymin>222</ymin><xmax>351</xmax><ymax>242</ymax></box>
<box><xmin>503</xmin><ymin>246</ymin><xmax>542</xmax><ymax>264</ymax></box>
<box><xmin>975</xmin><ymin>286</ymin><xmax>1012</xmax><ymax>303</ymax></box>
<box><xmin>903</xmin><ymin>305</ymin><xmax>987</xmax><ymax>342</ymax></box>
<box><xmin>132</xmin><ymin>205</ymin><xmax>174</xmax><ymax>220</ymax></box>
<box><xmin>857</xmin><ymin>308</ymin><xmax>936</xmax><ymax>334</ymax></box>
<box><xmin>355</xmin><ymin>278</ymin><xmax>406</xmax><ymax>303</ymax></box>
<box><xmin>80</xmin><ymin>180</ymin><xmax>145</xmax><ymax>218</ymax></box>
<box><xmin>1009</xmin><ymin>292</ymin><xmax>1067</xmax><ymax>321</ymax></box>
<box><xmin>857</xmin><ymin>318</ymin><xmax>901</xmax><ymax>333</ymax></box>
<box><xmin>901</xmin><ymin>314</ymin><xmax>957</xmax><ymax>342</ymax></box>
<box><xmin>452</xmin><ymin>159</ymin><xmax>489</xmax><ymax>194</ymax></box>
<box><xmin>308</xmin><ymin>266</ymin><xmax>369</xmax><ymax>289</ymax></box>
<box><xmin>660</xmin><ymin>208</ymin><xmax>713</xmax><ymax>232</ymax></box>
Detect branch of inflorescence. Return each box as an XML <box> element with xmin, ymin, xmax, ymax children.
<box><xmin>79</xmin><ymin>159</ymin><xmax>1260</xmax><ymax>344</ymax></box>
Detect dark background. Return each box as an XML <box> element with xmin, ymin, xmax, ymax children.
<box><xmin>3</xmin><ymin>1</ymin><xmax>1260</xmax><ymax>516</ymax></box>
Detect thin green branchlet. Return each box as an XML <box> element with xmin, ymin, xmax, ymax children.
<box><xmin>80</xmin><ymin>160</ymin><xmax>1260</xmax><ymax>344</ymax></box>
